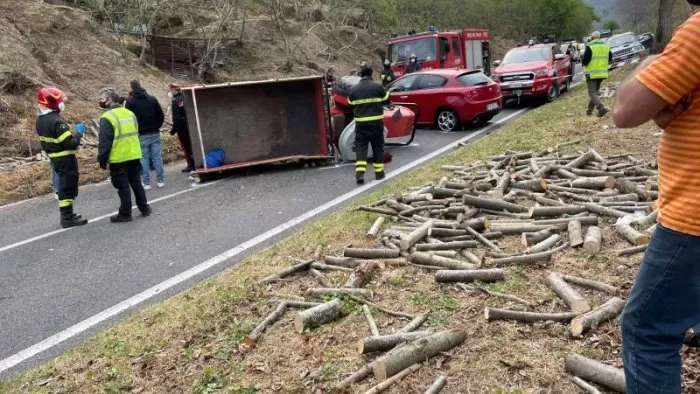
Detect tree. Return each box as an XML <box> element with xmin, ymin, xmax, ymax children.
<box><xmin>655</xmin><ymin>0</ymin><xmax>676</xmax><ymax>52</ymax></box>
<box><xmin>602</xmin><ymin>19</ymin><xmax>620</xmax><ymax>33</ymax></box>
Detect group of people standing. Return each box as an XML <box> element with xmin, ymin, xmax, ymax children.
<box><xmin>37</xmin><ymin>81</ymin><xmax>196</xmax><ymax>228</ymax></box>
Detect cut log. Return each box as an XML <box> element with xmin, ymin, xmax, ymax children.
<box><xmin>568</xmin><ymin>220</ymin><xmax>584</xmax><ymax>247</ymax></box>
<box><xmin>545</xmin><ymin>273</ymin><xmax>591</xmax><ymax>313</ymax></box>
<box><xmin>614</xmin><ymin>178</ymin><xmax>647</xmax><ymax>201</ymax></box>
<box><xmin>617</xmin><ymin>245</ymin><xmax>647</xmax><ymax>256</ymax></box>
<box><xmin>346</xmin><ymin>295</ymin><xmax>415</xmax><ymax>319</ymax></box>
<box><xmin>480</xmin><ymin>209</ymin><xmax>530</xmax><ymax>220</ymax></box>
<box><xmin>401</xmin><ymin>193</ymin><xmax>434</xmax><ymax>204</ymax></box>
<box><xmin>527</xmin><ymin>234</ymin><xmax>562</xmax><ymax>254</ymax></box>
<box><xmin>570</xmin><ymin>176</ymin><xmax>616</xmax><ymax>189</ymax></box>
<box><xmin>460</xmin><ymin>217</ymin><xmax>490</xmax><ymax>231</ymax></box>
<box><xmin>359</xmin><ymin>206</ymin><xmax>398</xmax><ymax>216</ymax></box>
<box><xmin>466</xmin><ymin>226</ymin><xmax>502</xmax><ymax>252</ymax></box>
<box><xmin>584</xmin><ymin>203</ymin><xmax>627</xmax><ymax>218</ymax></box>
<box><xmin>362</xmin><ymin>305</ymin><xmax>380</xmax><ymax>336</ymax></box>
<box><xmin>400</xmin><ymin>220</ymin><xmax>434</xmax><ymax>251</ymax></box>
<box><xmin>345</xmin><ymin>248</ymin><xmax>401</xmax><ymax>259</ymax></box>
<box><xmin>570</xmin><ymin>377</ymin><xmax>602</xmax><ymax>394</ymax></box>
<box><xmin>415</xmin><ymin>240</ymin><xmax>478</xmax><ymax>251</ymax></box>
<box><xmin>457</xmin><ymin>283</ymin><xmax>533</xmax><ymax>307</ymax></box>
<box><xmin>398</xmin><ymin>313</ymin><xmax>429</xmax><ymax>333</ymax></box>
<box><xmin>522</xmin><ymin>228</ymin><xmax>556</xmax><ymax>247</ymax></box>
<box><xmin>599</xmin><ymin>193</ymin><xmax>639</xmax><ymax>203</ymax></box>
<box><xmin>248</xmin><ymin>301</ymin><xmax>288</xmax><ymax>342</ymax></box>
<box><xmin>569</xmin><ymin>168</ymin><xmax>623</xmax><ymax>177</ymax></box>
<box><xmin>309</xmin><ymin>268</ymin><xmax>331</xmax><ymax>287</ymax></box>
<box><xmin>534</xmin><ymin>216</ymin><xmax>599</xmax><ymax>226</ymax></box>
<box><xmin>311</xmin><ymin>262</ymin><xmax>354</xmax><ymax>272</ymax></box>
<box><xmin>511</xmin><ymin>178</ymin><xmax>548</xmax><ymax>192</ymax></box>
<box><xmin>633</xmin><ymin>209</ymin><xmax>658</xmax><ymax>227</ymax></box>
<box><xmin>490</xmin><ymin>247</ymin><xmax>564</xmax><ymax>266</ymax></box>
<box><xmin>644</xmin><ymin>223</ymin><xmax>657</xmax><ymax>236</ymax></box>
<box><xmin>615</xmin><ymin>222</ymin><xmax>650</xmax><ymax>245</ymax></box>
<box><xmin>564</xmin><ymin>151</ymin><xmax>595</xmax><ymax>168</ymax></box>
<box><xmin>488</xmin><ymin>222</ymin><xmax>556</xmax><ymax>235</ymax></box>
<box><xmin>560</xmin><ymin>274</ymin><xmax>618</xmax><ymax>295</ymax></box>
<box><xmin>324</xmin><ymin>255</ymin><xmax>363</xmax><ymax>269</ymax></box>
<box><xmin>565</xmin><ymin>354</ymin><xmax>626</xmax><ymax>393</ymax></box>
<box><xmin>372</xmin><ymin>329</ymin><xmax>467</xmax><ymax>381</ymax></box>
<box><xmin>462</xmin><ymin>195</ymin><xmax>528</xmax><ymax>213</ymax></box>
<box><xmin>547</xmin><ymin>185</ymin><xmax>598</xmax><ymax>195</ymax></box>
<box><xmin>313</xmin><ymin>245</ymin><xmax>323</xmax><ymax>260</ymax></box>
<box><xmin>557</xmin><ymin>191</ymin><xmax>593</xmax><ymax>202</ymax></box>
<box><xmin>434</xmin><ymin>268</ymin><xmax>505</xmax><ymax>283</ymax></box>
<box><xmin>424</xmin><ymin>376</ymin><xmax>448</xmax><ymax>394</ymax></box>
<box><xmin>583</xmin><ymin>226</ymin><xmax>602</xmax><ymax>255</ymax></box>
<box><xmin>570</xmin><ymin>297</ymin><xmax>626</xmax><ymax>336</ymax></box>
<box><xmin>485</xmin><ymin>307</ymin><xmax>578</xmax><ymax>323</ymax></box>
<box><xmin>386</xmin><ymin>199</ymin><xmax>412</xmax><ymax>212</ymax></box>
<box><xmin>294</xmin><ymin>299</ymin><xmax>344</xmax><ymax>333</ymax></box>
<box><xmin>367</xmin><ymin>217</ymin><xmax>386</xmax><ymax>238</ymax></box>
<box><xmin>284</xmin><ymin>300</ymin><xmax>323</xmax><ymax>308</ymax></box>
<box><xmin>364</xmin><ymin>364</ymin><xmax>421</xmax><ymax>394</ymax></box>
<box><xmin>258</xmin><ymin>259</ymin><xmax>313</xmax><ymax>284</ymax></box>
<box><xmin>491</xmin><ymin>171</ymin><xmax>511</xmax><ymax>199</ymax></box>
<box><xmin>410</xmin><ymin>252</ymin><xmax>477</xmax><ymax>270</ymax></box>
<box><xmin>337</xmin><ymin>344</ymin><xmax>405</xmax><ymax>387</ymax></box>
<box><xmin>344</xmin><ymin>261</ymin><xmax>379</xmax><ymax>288</ymax></box>
<box><xmin>308</xmin><ymin>288</ymin><xmax>372</xmax><ymax>298</ymax></box>
<box><xmin>528</xmin><ymin>205</ymin><xmax>587</xmax><ymax>218</ymax></box>
<box><xmin>534</xmin><ymin>195</ymin><xmax>566</xmax><ymax>207</ymax></box>
<box><xmin>358</xmin><ymin>331</ymin><xmax>432</xmax><ymax>354</ymax></box>
<box><xmin>557</xmin><ymin>167</ymin><xmax>580</xmax><ymax>180</ymax></box>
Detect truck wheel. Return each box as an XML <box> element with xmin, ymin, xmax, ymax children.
<box><xmin>436</xmin><ymin>109</ymin><xmax>460</xmax><ymax>132</ymax></box>
<box><xmin>546</xmin><ymin>82</ymin><xmax>560</xmax><ymax>103</ymax></box>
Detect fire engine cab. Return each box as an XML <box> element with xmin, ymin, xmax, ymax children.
<box><xmin>387</xmin><ymin>27</ymin><xmax>492</xmax><ymax>78</ymax></box>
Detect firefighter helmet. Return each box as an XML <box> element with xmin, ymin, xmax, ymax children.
<box><xmin>37</xmin><ymin>87</ymin><xmax>66</xmax><ymax>111</ymax></box>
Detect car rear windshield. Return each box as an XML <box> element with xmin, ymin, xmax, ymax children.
<box><xmin>388</xmin><ymin>37</ymin><xmax>437</xmax><ymax>63</ymax></box>
<box><xmin>502</xmin><ymin>47</ymin><xmax>550</xmax><ymax>64</ymax></box>
<box><xmin>607</xmin><ymin>34</ymin><xmax>637</xmax><ymax>47</ymax></box>
<box><xmin>457</xmin><ymin>71</ymin><xmax>491</xmax><ymax>87</ymax></box>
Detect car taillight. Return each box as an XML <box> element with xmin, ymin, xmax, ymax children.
<box><xmin>465</xmin><ymin>89</ymin><xmax>480</xmax><ymax>100</ymax></box>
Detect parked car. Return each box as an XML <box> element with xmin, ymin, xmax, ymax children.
<box><xmin>606</xmin><ymin>32</ymin><xmax>646</xmax><ymax>63</ymax></box>
<box><xmin>387</xmin><ymin>69</ymin><xmax>502</xmax><ymax>132</ymax></box>
<box><xmin>491</xmin><ymin>43</ymin><xmax>572</xmax><ymax>104</ymax></box>
<box><xmin>637</xmin><ymin>32</ymin><xmax>655</xmax><ymax>52</ymax></box>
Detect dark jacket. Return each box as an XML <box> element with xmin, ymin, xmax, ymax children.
<box><xmin>125</xmin><ymin>88</ymin><xmax>164</xmax><ymax>135</ymax></box>
<box><xmin>348</xmin><ymin>78</ymin><xmax>389</xmax><ymax>125</ymax></box>
<box><xmin>380</xmin><ymin>67</ymin><xmax>396</xmax><ymax>87</ymax></box>
<box><xmin>406</xmin><ymin>61</ymin><xmax>422</xmax><ymax>74</ymax></box>
<box><xmin>97</xmin><ymin>104</ymin><xmax>120</xmax><ymax>167</ymax></box>
<box><xmin>170</xmin><ymin>92</ymin><xmax>189</xmax><ymax>136</ymax></box>
<box><xmin>36</xmin><ymin>112</ymin><xmax>81</xmax><ymax>159</ymax></box>
<box><xmin>582</xmin><ymin>45</ymin><xmax>613</xmax><ymax>67</ymax></box>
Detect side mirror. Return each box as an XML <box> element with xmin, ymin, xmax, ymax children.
<box><xmin>554</xmin><ymin>54</ymin><xmax>566</xmax><ymax>61</ymax></box>
<box><xmin>493</xmin><ymin>60</ymin><xmax>501</xmax><ymax>67</ymax></box>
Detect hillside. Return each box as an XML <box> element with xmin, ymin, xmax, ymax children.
<box><xmin>584</xmin><ymin>0</ymin><xmax>618</xmax><ymax>21</ymax></box>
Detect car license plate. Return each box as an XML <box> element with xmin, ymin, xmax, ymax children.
<box><xmin>487</xmin><ymin>103</ymin><xmax>499</xmax><ymax>111</ymax></box>
<box><xmin>510</xmin><ymin>83</ymin><xmax>522</xmax><ymax>88</ymax></box>
<box><xmin>514</xmin><ymin>90</ymin><xmax>523</xmax><ymax>96</ymax></box>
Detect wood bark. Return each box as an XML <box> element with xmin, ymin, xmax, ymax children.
<box><xmin>294</xmin><ymin>299</ymin><xmax>344</xmax><ymax>333</ymax></box>
<box><xmin>584</xmin><ymin>203</ymin><xmax>628</xmax><ymax>218</ymax></box>
<box><xmin>600</xmin><ymin>193</ymin><xmax>639</xmax><ymax>203</ymax></box>
<box><xmin>410</xmin><ymin>252</ymin><xmax>477</xmax><ymax>270</ymax></box>
<box><xmin>386</xmin><ymin>199</ymin><xmax>412</xmax><ymax>212</ymax></box>
<box><xmin>570</xmin><ymin>377</ymin><xmax>602</xmax><ymax>394</ymax></box>
<box><xmin>358</xmin><ymin>331</ymin><xmax>431</xmax><ymax>354</ymax></box>
<box><xmin>434</xmin><ymin>268</ymin><xmax>505</xmax><ymax>283</ymax></box>
<box><xmin>569</xmin><ymin>168</ymin><xmax>622</xmax><ymax>177</ymax></box>
<box><xmin>489</xmin><ymin>247</ymin><xmax>564</xmax><ymax>266</ymax></box>
<box><xmin>491</xmin><ymin>171</ymin><xmax>511</xmax><ymax>199</ymax></box>
<box><xmin>248</xmin><ymin>301</ymin><xmax>288</xmax><ymax>342</ymax></box>
<box><xmin>528</xmin><ymin>205</ymin><xmax>587</xmax><ymax>218</ymax></box>
<box><xmin>311</xmin><ymin>262</ymin><xmax>354</xmax><ymax>272</ymax></box>
<box><xmin>415</xmin><ymin>240</ymin><xmax>478</xmax><ymax>251</ymax></box>
<box><xmin>364</xmin><ymin>363</ymin><xmax>421</xmax><ymax>394</ymax></box>
<box><xmin>258</xmin><ymin>259</ymin><xmax>313</xmax><ymax>284</ymax></box>
<box><xmin>522</xmin><ymin>228</ymin><xmax>555</xmax><ymax>247</ymax></box>
<box><xmin>560</xmin><ymin>274</ymin><xmax>618</xmax><ymax>295</ymax></box>
<box><xmin>570</xmin><ymin>297</ymin><xmax>626</xmax><ymax>336</ymax></box>
<box><xmin>462</xmin><ymin>194</ymin><xmax>528</xmax><ymax>213</ymax></box>
<box><xmin>645</xmin><ymin>223</ymin><xmax>657</xmax><ymax>236</ymax></box>
<box><xmin>557</xmin><ymin>167</ymin><xmax>580</xmax><ymax>180</ymax></box>
<box><xmin>488</xmin><ymin>222</ymin><xmax>556</xmax><ymax>235</ymax></box>
<box><xmin>372</xmin><ymin>329</ymin><xmax>467</xmax><ymax>381</ymax></box>
<box><xmin>344</xmin><ymin>248</ymin><xmax>401</xmax><ymax>259</ymax></box>
<box><xmin>466</xmin><ymin>226</ymin><xmax>502</xmax><ymax>252</ymax></box>
<box><xmin>633</xmin><ymin>209</ymin><xmax>658</xmax><ymax>227</ymax></box>
<box><xmin>617</xmin><ymin>245</ymin><xmax>647</xmax><ymax>256</ymax></box>
<box><xmin>308</xmin><ymin>287</ymin><xmax>372</xmax><ymax>298</ymax></box>
<box><xmin>565</xmin><ymin>354</ymin><xmax>626</xmax><ymax>393</ymax></box>
<box><xmin>457</xmin><ymin>283</ymin><xmax>533</xmax><ymax>307</ymax></box>
<box><xmin>398</xmin><ymin>313</ymin><xmax>429</xmax><ymax>333</ymax></box>
<box><xmin>337</xmin><ymin>344</ymin><xmax>405</xmax><ymax>387</ymax></box>
<box><xmin>309</xmin><ymin>268</ymin><xmax>330</xmax><ymax>287</ymax></box>
<box><xmin>324</xmin><ymin>255</ymin><xmax>363</xmax><ymax>269</ymax></box>
<box><xmin>568</xmin><ymin>220</ymin><xmax>584</xmax><ymax>247</ymax></box>
<box><xmin>461</xmin><ymin>217</ymin><xmax>490</xmax><ymax>231</ymax></box>
<box><xmin>367</xmin><ymin>217</ymin><xmax>385</xmax><ymax>238</ymax></box>
<box><xmin>362</xmin><ymin>304</ymin><xmax>380</xmax><ymax>336</ymax></box>
<box><xmin>485</xmin><ymin>307</ymin><xmax>579</xmax><ymax>323</ymax></box>
<box><xmin>615</xmin><ymin>222</ymin><xmax>650</xmax><ymax>245</ymax></box>
<box><xmin>400</xmin><ymin>220</ymin><xmax>434</xmax><ymax>251</ymax></box>
<box><xmin>359</xmin><ymin>206</ymin><xmax>398</xmax><ymax>216</ymax></box>
<box><xmin>583</xmin><ymin>226</ymin><xmax>602</xmax><ymax>255</ymax></box>
<box><xmin>511</xmin><ymin>178</ymin><xmax>548</xmax><ymax>192</ymax></box>
<box><xmin>564</xmin><ymin>151</ymin><xmax>595</xmax><ymax>169</ymax></box>
<box><xmin>527</xmin><ymin>234</ymin><xmax>562</xmax><ymax>254</ymax></box>
<box><xmin>548</xmin><ymin>185</ymin><xmax>598</xmax><ymax>195</ymax></box>
<box><xmin>347</xmin><ymin>295</ymin><xmax>415</xmax><ymax>319</ymax></box>
<box><xmin>534</xmin><ymin>195</ymin><xmax>566</xmax><ymax>206</ymax></box>
<box><xmin>344</xmin><ymin>261</ymin><xmax>379</xmax><ymax>288</ymax></box>
<box><xmin>545</xmin><ymin>273</ymin><xmax>591</xmax><ymax>313</ymax></box>
<box><xmin>614</xmin><ymin>178</ymin><xmax>647</xmax><ymax>201</ymax></box>
<box><xmin>424</xmin><ymin>376</ymin><xmax>448</xmax><ymax>394</ymax></box>
<box><xmin>569</xmin><ymin>176</ymin><xmax>616</xmax><ymax>189</ymax></box>
<box><xmin>534</xmin><ymin>216</ymin><xmax>599</xmax><ymax>226</ymax></box>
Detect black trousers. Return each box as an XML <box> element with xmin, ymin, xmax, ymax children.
<box><xmin>110</xmin><ymin>159</ymin><xmax>149</xmax><ymax>216</ymax></box>
<box><xmin>355</xmin><ymin>122</ymin><xmax>385</xmax><ymax>174</ymax></box>
<box><xmin>52</xmin><ymin>155</ymin><xmax>79</xmax><ymax>209</ymax></box>
<box><xmin>177</xmin><ymin>130</ymin><xmax>195</xmax><ymax>169</ymax></box>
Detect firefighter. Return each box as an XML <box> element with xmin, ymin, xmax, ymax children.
<box><xmin>35</xmin><ymin>87</ymin><xmax>88</xmax><ymax>228</ymax></box>
<box><xmin>168</xmin><ymin>83</ymin><xmax>196</xmax><ymax>173</ymax></box>
<box><xmin>380</xmin><ymin>59</ymin><xmax>395</xmax><ymax>87</ymax></box>
<box><xmin>348</xmin><ymin>66</ymin><xmax>389</xmax><ymax>185</ymax></box>
<box><xmin>406</xmin><ymin>53</ymin><xmax>421</xmax><ymax>74</ymax></box>
<box><xmin>97</xmin><ymin>88</ymin><xmax>151</xmax><ymax>223</ymax></box>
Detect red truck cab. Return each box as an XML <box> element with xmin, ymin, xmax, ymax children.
<box><xmin>491</xmin><ymin>43</ymin><xmax>572</xmax><ymax>103</ymax></box>
<box><xmin>387</xmin><ymin>28</ymin><xmax>492</xmax><ymax>78</ymax></box>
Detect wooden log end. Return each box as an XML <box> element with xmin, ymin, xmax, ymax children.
<box><xmin>570</xmin><ymin>318</ymin><xmax>585</xmax><ymax>337</ymax></box>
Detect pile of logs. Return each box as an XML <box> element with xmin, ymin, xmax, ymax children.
<box><xmin>251</xmin><ymin>146</ymin><xmax>655</xmax><ymax>393</ymax></box>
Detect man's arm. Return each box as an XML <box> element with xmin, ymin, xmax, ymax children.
<box><xmin>57</xmin><ymin>120</ymin><xmax>81</xmax><ymax>150</ymax></box>
<box><xmin>97</xmin><ymin>118</ymin><xmax>114</xmax><ymax>168</ymax></box>
<box><xmin>582</xmin><ymin>47</ymin><xmax>592</xmax><ymax>66</ymax></box>
<box><xmin>153</xmin><ymin>97</ymin><xmax>165</xmax><ymax>127</ymax></box>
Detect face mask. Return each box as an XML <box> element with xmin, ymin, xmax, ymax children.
<box><xmin>411</xmin><ymin>58</ymin><xmax>416</xmax><ymax>63</ymax></box>
<box><xmin>58</xmin><ymin>102</ymin><xmax>65</xmax><ymax>112</ymax></box>
<box><xmin>167</xmin><ymin>91</ymin><xmax>174</xmax><ymax>99</ymax></box>
<box><xmin>99</xmin><ymin>100</ymin><xmax>109</xmax><ymax>109</ymax></box>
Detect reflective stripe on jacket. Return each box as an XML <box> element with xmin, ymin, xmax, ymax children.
<box><xmin>101</xmin><ymin>107</ymin><xmax>142</xmax><ymax>164</ymax></box>
<box><xmin>35</xmin><ymin>111</ymin><xmax>80</xmax><ymax>160</ymax></box>
<box><xmin>585</xmin><ymin>40</ymin><xmax>610</xmax><ymax>80</ymax></box>
<box><xmin>348</xmin><ymin>78</ymin><xmax>389</xmax><ymax>124</ymax></box>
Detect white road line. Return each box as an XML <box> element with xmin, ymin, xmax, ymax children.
<box><xmin>0</xmin><ymin>109</ymin><xmax>527</xmax><ymax>374</ymax></box>
<box><xmin>0</xmin><ymin>181</ymin><xmax>219</xmax><ymax>254</ymax></box>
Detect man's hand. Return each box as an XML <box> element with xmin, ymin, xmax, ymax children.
<box><xmin>653</xmin><ymin>95</ymin><xmax>691</xmax><ymax>129</ymax></box>
<box><xmin>99</xmin><ymin>162</ymin><xmax>107</xmax><ymax>170</ymax></box>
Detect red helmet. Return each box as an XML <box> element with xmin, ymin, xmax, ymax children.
<box><xmin>37</xmin><ymin>87</ymin><xmax>66</xmax><ymax>111</ymax></box>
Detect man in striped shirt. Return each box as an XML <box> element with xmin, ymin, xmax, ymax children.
<box><xmin>614</xmin><ymin>6</ymin><xmax>700</xmax><ymax>393</ymax></box>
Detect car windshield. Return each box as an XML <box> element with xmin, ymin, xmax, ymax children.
<box><xmin>502</xmin><ymin>47</ymin><xmax>550</xmax><ymax>64</ymax></box>
<box><xmin>607</xmin><ymin>34</ymin><xmax>636</xmax><ymax>47</ymax></box>
<box><xmin>388</xmin><ymin>38</ymin><xmax>437</xmax><ymax>63</ymax></box>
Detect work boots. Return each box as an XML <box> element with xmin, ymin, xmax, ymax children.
<box><xmin>60</xmin><ymin>206</ymin><xmax>88</xmax><ymax>228</ymax></box>
<box><xmin>375</xmin><ymin>171</ymin><xmax>386</xmax><ymax>181</ymax></box>
<box><xmin>356</xmin><ymin>172</ymin><xmax>365</xmax><ymax>185</ymax></box>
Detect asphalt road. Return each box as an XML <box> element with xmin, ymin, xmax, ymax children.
<box><xmin>0</xmin><ymin>105</ymin><xmax>532</xmax><ymax>378</ymax></box>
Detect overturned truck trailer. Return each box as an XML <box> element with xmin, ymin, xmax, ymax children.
<box><xmin>181</xmin><ymin>76</ymin><xmax>333</xmax><ymax>182</ymax></box>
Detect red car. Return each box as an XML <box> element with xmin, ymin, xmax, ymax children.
<box><xmin>491</xmin><ymin>43</ymin><xmax>572</xmax><ymax>103</ymax></box>
<box><xmin>387</xmin><ymin>69</ymin><xmax>502</xmax><ymax>132</ymax></box>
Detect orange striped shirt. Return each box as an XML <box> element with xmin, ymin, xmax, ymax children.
<box><xmin>637</xmin><ymin>11</ymin><xmax>700</xmax><ymax>235</ymax></box>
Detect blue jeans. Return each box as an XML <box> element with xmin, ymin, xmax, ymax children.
<box><xmin>51</xmin><ymin>164</ymin><xmax>59</xmax><ymax>192</ymax></box>
<box><xmin>139</xmin><ymin>134</ymin><xmax>164</xmax><ymax>185</ymax></box>
<box><xmin>621</xmin><ymin>224</ymin><xmax>700</xmax><ymax>393</ymax></box>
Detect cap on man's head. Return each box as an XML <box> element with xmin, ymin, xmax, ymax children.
<box><xmin>130</xmin><ymin>80</ymin><xmax>142</xmax><ymax>91</ymax></box>
<box><xmin>169</xmin><ymin>82</ymin><xmax>181</xmax><ymax>90</ymax></box>
<box><xmin>360</xmin><ymin>66</ymin><xmax>373</xmax><ymax>77</ymax></box>
<box><xmin>98</xmin><ymin>87</ymin><xmax>121</xmax><ymax>102</ymax></box>
<box><xmin>591</xmin><ymin>31</ymin><xmax>601</xmax><ymax>39</ymax></box>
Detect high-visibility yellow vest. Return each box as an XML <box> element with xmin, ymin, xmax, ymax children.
<box><xmin>101</xmin><ymin>107</ymin><xmax>142</xmax><ymax>164</ymax></box>
<box><xmin>585</xmin><ymin>40</ymin><xmax>610</xmax><ymax>80</ymax></box>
